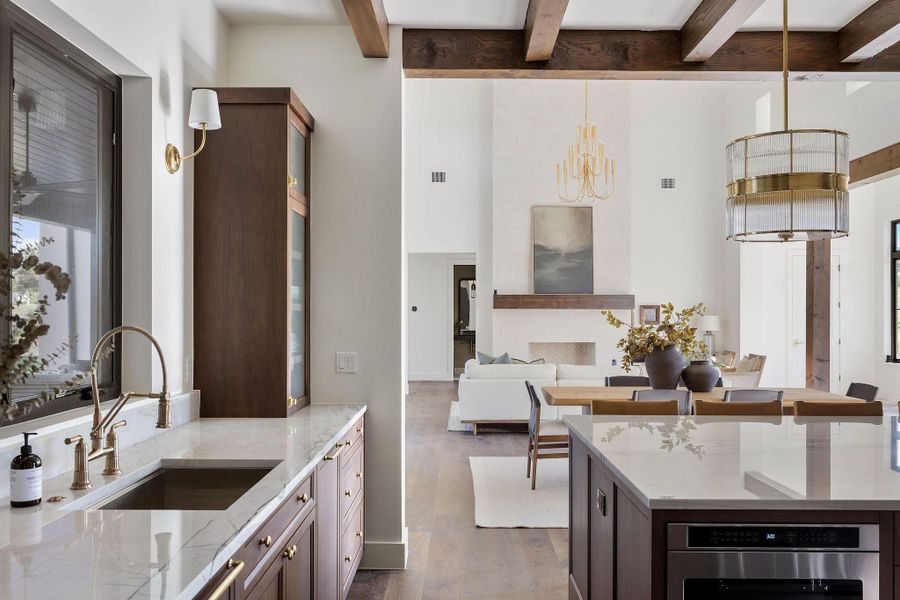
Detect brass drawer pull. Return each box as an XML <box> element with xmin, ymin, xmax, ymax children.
<box><xmin>259</xmin><ymin>535</ymin><xmax>273</xmax><ymax>548</ymax></box>
<box><xmin>324</xmin><ymin>442</ymin><xmax>346</xmax><ymax>461</ymax></box>
<box><xmin>283</xmin><ymin>544</ymin><xmax>297</xmax><ymax>560</ymax></box>
<box><xmin>345</xmin><ymin>489</ymin><xmax>353</xmax><ymax>498</ymax></box>
<box><xmin>297</xmin><ymin>493</ymin><xmax>310</xmax><ymax>503</ymax></box>
<box><xmin>208</xmin><ymin>560</ymin><xmax>245</xmax><ymax>600</ymax></box>
<box><xmin>345</xmin><ymin>555</ymin><xmax>353</xmax><ymax>563</ymax></box>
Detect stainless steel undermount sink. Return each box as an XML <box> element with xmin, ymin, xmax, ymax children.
<box><xmin>93</xmin><ymin>461</ymin><xmax>279</xmax><ymax>511</ymax></box>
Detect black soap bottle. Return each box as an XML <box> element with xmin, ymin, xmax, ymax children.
<box><xmin>10</xmin><ymin>432</ymin><xmax>42</xmax><ymax>507</ymax></box>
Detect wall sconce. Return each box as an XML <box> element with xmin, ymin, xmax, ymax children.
<box><xmin>165</xmin><ymin>89</ymin><xmax>221</xmax><ymax>174</ymax></box>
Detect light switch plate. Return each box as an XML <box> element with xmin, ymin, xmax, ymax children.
<box><xmin>335</xmin><ymin>352</ymin><xmax>358</xmax><ymax>374</ymax></box>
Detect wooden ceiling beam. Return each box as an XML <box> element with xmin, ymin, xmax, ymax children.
<box><xmin>403</xmin><ymin>28</ymin><xmax>900</xmax><ymax>80</ymax></box>
<box><xmin>341</xmin><ymin>0</ymin><xmax>389</xmax><ymax>58</ymax></box>
<box><xmin>839</xmin><ymin>0</ymin><xmax>900</xmax><ymax>62</ymax></box>
<box><xmin>681</xmin><ymin>0</ymin><xmax>767</xmax><ymax>62</ymax></box>
<box><xmin>524</xmin><ymin>0</ymin><xmax>570</xmax><ymax>61</ymax></box>
<box><xmin>850</xmin><ymin>141</ymin><xmax>900</xmax><ymax>185</ymax></box>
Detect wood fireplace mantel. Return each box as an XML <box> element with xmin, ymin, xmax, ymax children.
<box><xmin>492</xmin><ymin>294</ymin><xmax>635</xmax><ymax>310</ymax></box>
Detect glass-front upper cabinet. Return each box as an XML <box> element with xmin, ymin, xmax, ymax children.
<box><xmin>289</xmin><ymin>116</ymin><xmax>307</xmax><ymax>201</ymax></box>
<box><xmin>288</xmin><ymin>205</ymin><xmax>307</xmax><ymax>406</ymax></box>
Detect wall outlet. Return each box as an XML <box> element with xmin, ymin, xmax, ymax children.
<box><xmin>335</xmin><ymin>352</ymin><xmax>358</xmax><ymax>374</ymax></box>
<box><xmin>184</xmin><ymin>357</ymin><xmax>193</xmax><ymax>383</ymax></box>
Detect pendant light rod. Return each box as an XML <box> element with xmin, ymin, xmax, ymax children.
<box><xmin>783</xmin><ymin>0</ymin><xmax>789</xmax><ymax>131</ymax></box>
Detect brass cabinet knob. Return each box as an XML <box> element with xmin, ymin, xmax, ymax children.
<box><xmin>356</xmin><ymin>425</ymin><xmax>362</xmax><ymax>433</ymax></box>
<box><xmin>346</xmin><ymin>439</ymin><xmax>353</xmax><ymax>447</ymax></box>
<box><xmin>345</xmin><ymin>490</ymin><xmax>352</xmax><ymax>498</ymax></box>
<box><xmin>260</xmin><ymin>535</ymin><xmax>273</xmax><ymax>548</ymax></box>
<box><xmin>297</xmin><ymin>493</ymin><xmax>310</xmax><ymax>503</ymax></box>
<box><xmin>345</xmin><ymin>555</ymin><xmax>353</xmax><ymax>563</ymax></box>
<box><xmin>283</xmin><ymin>544</ymin><xmax>297</xmax><ymax>560</ymax></box>
<box><xmin>356</xmin><ymin>471</ymin><xmax>362</xmax><ymax>479</ymax></box>
<box><xmin>355</xmin><ymin>531</ymin><xmax>362</xmax><ymax>538</ymax></box>
<box><xmin>288</xmin><ymin>175</ymin><xmax>298</xmax><ymax>188</ymax></box>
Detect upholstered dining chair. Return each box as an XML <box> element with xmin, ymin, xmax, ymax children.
<box><xmin>524</xmin><ymin>381</ymin><xmax>569</xmax><ymax>490</ymax></box>
<box><xmin>846</xmin><ymin>382</ymin><xmax>879</xmax><ymax>402</ymax></box>
<box><xmin>632</xmin><ymin>389</ymin><xmax>692</xmax><ymax>416</ymax></box>
<box><xmin>724</xmin><ymin>389</ymin><xmax>784</xmax><ymax>403</ymax></box>
<box><xmin>605</xmin><ymin>375</ymin><xmax>650</xmax><ymax>387</ymax></box>
<box><xmin>590</xmin><ymin>399</ymin><xmax>679</xmax><ymax>416</ymax></box>
<box><xmin>694</xmin><ymin>399</ymin><xmax>782</xmax><ymax>416</ymax></box>
<box><xmin>794</xmin><ymin>400</ymin><xmax>883</xmax><ymax>417</ymax></box>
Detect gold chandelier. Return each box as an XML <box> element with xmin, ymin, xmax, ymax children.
<box><xmin>556</xmin><ymin>82</ymin><xmax>616</xmax><ymax>203</ymax></box>
<box><xmin>725</xmin><ymin>0</ymin><xmax>849</xmax><ymax>242</ymax></box>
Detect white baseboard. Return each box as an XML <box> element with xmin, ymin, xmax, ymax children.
<box><xmin>360</xmin><ymin>528</ymin><xmax>409</xmax><ymax>569</ymax></box>
<box><xmin>408</xmin><ymin>372</ymin><xmax>453</xmax><ymax>382</ymax></box>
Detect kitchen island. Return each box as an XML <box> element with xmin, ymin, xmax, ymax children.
<box><xmin>566</xmin><ymin>414</ymin><xmax>900</xmax><ymax>600</ymax></box>
<box><xmin>0</xmin><ymin>404</ymin><xmax>366</xmax><ymax>600</ymax></box>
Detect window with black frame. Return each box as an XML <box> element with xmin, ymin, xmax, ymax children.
<box><xmin>1</xmin><ymin>3</ymin><xmax>120</xmax><ymax>425</ymax></box>
<box><xmin>893</xmin><ymin>220</ymin><xmax>900</xmax><ymax>363</ymax></box>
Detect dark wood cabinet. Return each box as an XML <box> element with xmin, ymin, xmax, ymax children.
<box><xmin>569</xmin><ymin>436</ymin><xmax>590</xmax><ymax>599</ymax></box>
<box><xmin>194</xmin><ymin>87</ymin><xmax>314</xmax><ymax>418</ymax></box>
<box><xmin>316</xmin><ymin>450</ymin><xmax>340</xmax><ymax>600</ymax></box>
<box><xmin>246</xmin><ymin>511</ymin><xmax>315</xmax><ymax>600</ymax></box>
<box><xmin>589</xmin><ymin>460</ymin><xmax>613</xmax><ymax>600</ymax></box>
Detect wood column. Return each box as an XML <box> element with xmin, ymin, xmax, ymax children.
<box><xmin>805</xmin><ymin>240</ymin><xmax>830</xmax><ymax>391</ymax></box>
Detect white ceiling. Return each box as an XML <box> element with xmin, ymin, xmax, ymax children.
<box><xmin>215</xmin><ymin>0</ymin><xmax>875</xmax><ymax>31</ymax></box>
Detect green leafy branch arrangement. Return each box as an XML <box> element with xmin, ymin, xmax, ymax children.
<box><xmin>601</xmin><ymin>302</ymin><xmax>708</xmax><ymax>372</ymax></box>
<box><xmin>0</xmin><ymin>225</ymin><xmax>84</xmax><ymax>423</ymax></box>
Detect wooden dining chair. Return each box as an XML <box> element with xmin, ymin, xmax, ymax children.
<box><xmin>846</xmin><ymin>382</ymin><xmax>879</xmax><ymax>402</ymax></box>
<box><xmin>724</xmin><ymin>389</ymin><xmax>784</xmax><ymax>403</ymax></box>
<box><xmin>590</xmin><ymin>399</ymin><xmax>679</xmax><ymax>416</ymax></box>
<box><xmin>524</xmin><ymin>381</ymin><xmax>569</xmax><ymax>490</ymax></box>
<box><xmin>694</xmin><ymin>399</ymin><xmax>782</xmax><ymax>416</ymax></box>
<box><xmin>632</xmin><ymin>389</ymin><xmax>692</xmax><ymax>416</ymax></box>
<box><xmin>605</xmin><ymin>375</ymin><xmax>650</xmax><ymax>387</ymax></box>
<box><xmin>793</xmin><ymin>400</ymin><xmax>883</xmax><ymax>417</ymax></box>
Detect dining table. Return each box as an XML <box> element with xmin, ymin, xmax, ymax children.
<box><xmin>540</xmin><ymin>386</ymin><xmax>862</xmax><ymax>415</ymax></box>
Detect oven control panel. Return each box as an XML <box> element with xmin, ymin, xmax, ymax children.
<box><xmin>687</xmin><ymin>526</ymin><xmax>860</xmax><ymax>549</ymax></box>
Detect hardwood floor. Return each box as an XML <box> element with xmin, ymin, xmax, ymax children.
<box><xmin>348</xmin><ymin>381</ymin><xmax>569</xmax><ymax>599</ymax></box>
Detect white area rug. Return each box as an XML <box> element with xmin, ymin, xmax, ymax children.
<box><xmin>447</xmin><ymin>400</ymin><xmax>473</xmax><ymax>432</ymax></box>
<box><xmin>469</xmin><ymin>456</ymin><xmax>568</xmax><ymax>528</ymax></box>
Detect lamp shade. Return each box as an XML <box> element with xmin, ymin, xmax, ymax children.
<box><xmin>188</xmin><ymin>89</ymin><xmax>221</xmax><ymax>130</ymax></box>
<box><xmin>699</xmin><ymin>315</ymin><xmax>721</xmax><ymax>332</ymax></box>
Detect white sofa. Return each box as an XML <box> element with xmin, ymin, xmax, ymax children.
<box><xmin>457</xmin><ymin>360</ymin><xmax>609</xmax><ymax>432</ymax></box>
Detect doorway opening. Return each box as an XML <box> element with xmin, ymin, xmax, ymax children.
<box><xmin>452</xmin><ymin>263</ymin><xmax>476</xmax><ymax>378</ymax></box>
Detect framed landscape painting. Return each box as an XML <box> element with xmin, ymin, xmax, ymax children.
<box><xmin>532</xmin><ymin>206</ymin><xmax>593</xmax><ymax>294</ymax></box>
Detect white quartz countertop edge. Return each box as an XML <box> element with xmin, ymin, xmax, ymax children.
<box><xmin>563</xmin><ymin>414</ymin><xmax>900</xmax><ymax>512</ymax></box>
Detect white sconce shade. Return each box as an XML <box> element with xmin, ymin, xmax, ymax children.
<box><xmin>188</xmin><ymin>89</ymin><xmax>221</xmax><ymax>130</ymax></box>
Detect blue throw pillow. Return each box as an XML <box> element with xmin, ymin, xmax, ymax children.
<box><xmin>477</xmin><ymin>351</ymin><xmax>512</xmax><ymax>365</ymax></box>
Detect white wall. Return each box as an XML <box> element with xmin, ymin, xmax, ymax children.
<box><xmin>10</xmin><ymin>0</ymin><xmax>229</xmax><ymax>395</ymax></box>
<box><xmin>407</xmin><ymin>253</ymin><xmax>475</xmax><ymax>380</ymax></box>
<box><xmin>229</xmin><ymin>25</ymin><xmax>406</xmax><ymax>568</ymax></box>
<box><xmin>404</xmin><ymin>79</ymin><xmax>494</xmax><ymax>355</ymax></box>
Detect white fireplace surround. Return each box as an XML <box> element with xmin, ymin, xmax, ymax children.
<box><xmin>530</xmin><ymin>342</ymin><xmax>596</xmax><ymax>366</ymax></box>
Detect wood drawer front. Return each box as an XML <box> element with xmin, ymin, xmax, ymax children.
<box><xmin>238</xmin><ymin>473</ymin><xmax>313</xmax><ymax>593</ymax></box>
<box><xmin>340</xmin><ymin>446</ymin><xmax>364</xmax><ymax>521</ymax></box>
<box><xmin>340</xmin><ymin>503</ymin><xmax>364</xmax><ymax>588</ymax></box>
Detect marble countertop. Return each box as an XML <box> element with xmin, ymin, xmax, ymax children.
<box><xmin>0</xmin><ymin>403</ymin><xmax>366</xmax><ymax>600</ymax></box>
<box><xmin>565</xmin><ymin>414</ymin><xmax>900</xmax><ymax>510</ymax></box>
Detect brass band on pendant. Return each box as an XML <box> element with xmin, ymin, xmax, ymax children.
<box><xmin>727</xmin><ymin>172</ymin><xmax>849</xmax><ymax>198</ymax></box>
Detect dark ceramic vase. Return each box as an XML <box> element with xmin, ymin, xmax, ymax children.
<box><xmin>682</xmin><ymin>360</ymin><xmax>721</xmax><ymax>393</ymax></box>
<box><xmin>645</xmin><ymin>344</ymin><xmax>687</xmax><ymax>390</ymax></box>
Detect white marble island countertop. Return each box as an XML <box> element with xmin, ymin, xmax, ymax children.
<box><xmin>565</xmin><ymin>414</ymin><xmax>900</xmax><ymax>511</ymax></box>
<box><xmin>0</xmin><ymin>403</ymin><xmax>366</xmax><ymax>600</ymax></box>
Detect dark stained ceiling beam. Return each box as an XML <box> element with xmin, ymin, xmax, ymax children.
<box><xmin>403</xmin><ymin>28</ymin><xmax>900</xmax><ymax>80</ymax></box>
<box><xmin>681</xmin><ymin>0</ymin><xmax>767</xmax><ymax>62</ymax></box>
<box><xmin>524</xmin><ymin>0</ymin><xmax>570</xmax><ymax>61</ymax></box>
<box><xmin>341</xmin><ymin>0</ymin><xmax>390</xmax><ymax>58</ymax></box>
<box><xmin>838</xmin><ymin>0</ymin><xmax>900</xmax><ymax>62</ymax></box>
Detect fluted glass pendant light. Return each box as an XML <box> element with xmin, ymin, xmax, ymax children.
<box><xmin>725</xmin><ymin>0</ymin><xmax>849</xmax><ymax>242</ymax></box>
